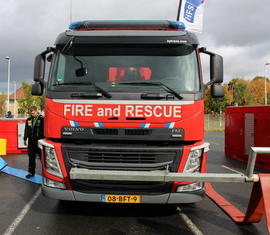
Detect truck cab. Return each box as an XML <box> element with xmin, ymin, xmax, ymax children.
<box><xmin>32</xmin><ymin>20</ymin><xmax>223</xmax><ymax>203</ymax></box>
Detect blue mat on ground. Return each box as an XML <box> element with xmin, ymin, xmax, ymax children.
<box><xmin>0</xmin><ymin>157</ymin><xmax>42</xmax><ymax>184</ymax></box>
<box><xmin>0</xmin><ymin>157</ymin><xmax>8</xmax><ymax>171</ymax></box>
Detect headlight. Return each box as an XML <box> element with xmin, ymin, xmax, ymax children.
<box><xmin>183</xmin><ymin>149</ymin><xmax>203</xmax><ymax>173</ymax></box>
<box><xmin>44</xmin><ymin>146</ymin><xmax>63</xmax><ymax>178</ymax></box>
<box><xmin>178</xmin><ymin>144</ymin><xmax>208</xmax><ymax>192</ymax></box>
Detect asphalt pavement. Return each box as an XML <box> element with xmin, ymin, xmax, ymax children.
<box><xmin>0</xmin><ymin>132</ymin><xmax>269</xmax><ymax>235</ymax></box>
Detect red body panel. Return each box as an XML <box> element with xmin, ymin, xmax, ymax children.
<box><xmin>45</xmin><ymin>98</ymin><xmax>204</xmax><ymax>141</ymax></box>
<box><xmin>44</xmin><ymin>98</ymin><xmax>206</xmax><ymax>191</ymax></box>
<box><xmin>0</xmin><ymin>119</ymin><xmax>27</xmax><ymax>154</ymax></box>
<box><xmin>225</xmin><ymin>106</ymin><xmax>270</xmax><ymax>169</ymax></box>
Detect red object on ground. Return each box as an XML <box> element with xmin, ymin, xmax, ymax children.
<box><xmin>225</xmin><ymin>106</ymin><xmax>270</xmax><ymax>169</ymax></box>
<box><xmin>205</xmin><ymin>174</ymin><xmax>270</xmax><ymax>234</ymax></box>
<box><xmin>0</xmin><ymin>119</ymin><xmax>27</xmax><ymax>154</ymax></box>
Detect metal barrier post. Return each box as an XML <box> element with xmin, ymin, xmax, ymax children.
<box><xmin>246</xmin><ymin>147</ymin><xmax>270</xmax><ymax>179</ymax></box>
<box><xmin>245</xmin><ymin>149</ymin><xmax>257</xmax><ymax>179</ymax></box>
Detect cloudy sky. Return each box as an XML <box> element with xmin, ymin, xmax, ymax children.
<box><xmin>0</xmin><ymin>0</ymin><xmax>269</xmax><ymax>93</ymax></box>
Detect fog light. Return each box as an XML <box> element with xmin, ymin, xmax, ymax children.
<box><xmin>177</xmin><ymin>182</ymin><xmax>203</xmax><ymax>192</ymax></box>
<box><xmin>43</xmin><ymin>177</ymin><xmax>66</xmax><ymax>189</ymax></box>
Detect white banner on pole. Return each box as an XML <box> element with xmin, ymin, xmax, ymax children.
<box><xmin>178</xmin><ymin>0</ymin><xmax>206</xmax><ymax>33</ymax></box>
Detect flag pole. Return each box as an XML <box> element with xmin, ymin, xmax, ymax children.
<box><xmin>70</xmin><ymin>0</ymin><xmax>73</xmax><ymax>24</ymax></box>
<box><xmin>176</xmin><ymin>0</ymin><xmax>183</xmax><ymax>21</ymax></box>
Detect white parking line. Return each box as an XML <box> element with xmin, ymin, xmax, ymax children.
<box><xmin>177</xmin><ymin>206</ymin><xmax>204</xmax><ymax>235</ymax></box>
<box><xmin>3</xmin><ymin>188</ymin><xmax>41</xmax><ymax>235</ymax></box>
<box><xmin>221</xmin><ymin>165</ymin><xmax>243</xmax><ymax>174</ymax></box>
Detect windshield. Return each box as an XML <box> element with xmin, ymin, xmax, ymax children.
<box><xmin>48</xmin><ymin>44</ymin><xmax>200</xmax><ymax>93</ymax></box>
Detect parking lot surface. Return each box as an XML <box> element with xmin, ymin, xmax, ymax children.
<box><xmin>0</xmin><ymin>132</ymin><xmax>269</xmax><ymax>235</ymax></box>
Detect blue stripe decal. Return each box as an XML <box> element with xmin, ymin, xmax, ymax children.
<box><xmin>141</xmin><ymin>123</ymin><xmax>146</xmax><ymax>128</ymax></box>
<box><xmin>101</xmin><ymin>195</ymin><xmax>106</xmax><ymax>202</ymax></box>
<box><xmin>165</xmin><ymin>123</ymin><xmax>171</xmax><ymax>128</ymax></box>
<box><xmin>98</xmin><ymin>122</ymin><xmax>104</xmax><ymax>127</ymax></box>
<box><xmin>0</xmin><ymin>157</ymin><xmax>42</xmax><ymax>184</ymax></box>
<box><xmin>74</xmin><ymin>121</ymin><xmax>79</xmax><ymax>127</ymax></box>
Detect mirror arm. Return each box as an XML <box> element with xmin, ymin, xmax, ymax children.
<box><xmin>204</xmin><ymin>81</ymin><xmax>213</xmax><ymax>89</ymax></box>
<box><xmin>39</xmin><ymin>47</ymin><xmax>56</xmax><ymax>63</ymax></box>
<box><xmin>199</xmin><ymin>47</ymin><xmax>223</xmax><ymax>85</ymax></box>
<box><xmin>41</xmin><ymin>47</ymin><xmax>55</xmax><ymax>57</ymax></box>
<box><xmin>199</xmin><ymin>47</ymin><xmax>215</xmax><ymax>56</ymax></box>
<box><xmin>200</xmin><ymin>47</ymin><xmax>214</xmax><ymax>89</ymax></box>
<box><xmin>40</xmin><ymin>80</ymin><xmax>46</xmax><ymax>90</ymax></box>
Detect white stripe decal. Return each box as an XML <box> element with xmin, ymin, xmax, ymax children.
<box><xmin>53</xmin><ymin>99</ymin><xmax>194</xmax><ymax>105</ymax></box>
<box><xmin>69</xmin><ymin>121</ymin><xmax>79</xmax><ymax>127</ymax></box>
<box><xmin>165</xmin><ymin>122</ymin><xmax>175</xmax><ymax>128</ymax></box>
<box><xmin>144</xmin><ymin>123</ymin><xmax>150</xmax><ymax>128</ymax></box>
<box><xmin>94</xmin><ymin>122</ymin><xmax>99</xmax><ymax>127</ymax></box>
<box><xmin>169</xmin><ymin>122</ymin><xmax>175</xmax><ymax>128</ymax></box>
<box><xmin>141</xmin><ymin>123</ymin><xmax>150</xmax><ymax>128</ymax></box>
<box><xmin>94</xmin><ymin>122</ymin><xmax>104</xmax><ymax>127</ymax></box>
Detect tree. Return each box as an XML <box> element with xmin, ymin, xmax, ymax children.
<box><xmin>228</xmin><ymin>78</ymin><xmax>249</xmax><ymax>105</ymax></box>
<box><xmin>0</xmin><ymin>94</ymin><xmax>7</xmax><ymax>116</ymax></box>
<box><xmin>204</xmin><ymin>84</ymin><xmax>231</xmax><ymax>114</ymax></box>
<box><xmin>248</xmin><ymin>76</ymin><xmax>265</xmax><ymax>105</ymax></box>
<box><xmin>17</xmin><ymin>82</ymin><xmax>44</xmax><ymax>115</ymax></box>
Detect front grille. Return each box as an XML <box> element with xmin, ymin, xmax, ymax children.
<box><xmin>64</xmin><ymin>147</ymin><xmax>180</xmax><ymax>171</ymax></box>
<box><xmin>62</xmin><ymin>143</ymin><xmax>182</xmax><ymax>194</ymax></box>
<box><xmin>92</xmin><ymin>128</ymin><xmax>152</xmax><ymax>136</ymax></box>
<box><xmin>93</xmin><ymin>129</ymin><xmax>118</xmax><ymax>135</ymax></box>
<box><xmin>87</xmin><ymin>152</ymin><xmax>155</xmax><ymax>163</ymax></box>
<box><xmin>125</xmin><ymin>129</ymin><xmax>152</xmax><ymax>135</ymax></box>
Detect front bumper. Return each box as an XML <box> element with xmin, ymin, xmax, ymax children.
<box><xmin>42</xmin><ymin>184</ymin><xmax>205</xmax><ymax>204</ymax></box>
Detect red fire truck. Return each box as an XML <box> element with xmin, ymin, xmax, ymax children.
<box><xmin>32</xmin><ymin>20</ymin><xmax>223</xmax><ymax>203</ymax></box>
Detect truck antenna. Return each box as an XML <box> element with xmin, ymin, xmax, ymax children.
<box><xmin>176</xmin><ymin>0</ymin><xmax>183</xmax><ymax>21</ymax></box>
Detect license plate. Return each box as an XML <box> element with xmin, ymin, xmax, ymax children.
<box><xmin>101</xmin><ymin>194</ymin><xmax>141</xmax><ymax>203</ymax></box>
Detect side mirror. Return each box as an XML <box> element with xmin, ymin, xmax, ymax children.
<box><xmin>211</xmin><ymin>84</ymin><xmax>224</xmax><ymax>98</ymax></box>
<box><xmin>210</xmin><ymin>54</ymin><xmax>223</xmax><ymax>83</ymax></box>
<box><xmin>32</xmin><ymin>82</ymin><xmax>43</xmax><ymax>96</ymax></box>
<box><xmin>200</xmin><ymin>48</ymin><xmax>223</xmax><ymax>84</ymax></box>
<box><xmin>34</xmin><ymin>55</ymin><xmax>45</xmax><ymax>82</ymax></box>
<box><xmin>33</xmin><ymin>48</ymin><xmax>55</xmax><ymax>82</ymax></box>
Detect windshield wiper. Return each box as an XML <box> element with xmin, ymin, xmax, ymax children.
<box><xmin>70</xmin><ymin>92</ymin><xmax>102</xmax><ymax>98</ymax></box>
<box><xmin>52</xmin><ymin>82</ymin><xmax>112</xmax><ymax>98</ymax></box>
<box><xmin>118</xmin><ymin>82</ymin><xmax>183</xmax><ymax>100</ymax></box>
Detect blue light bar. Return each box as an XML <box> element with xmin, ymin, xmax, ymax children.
<box><xmin>69</xmin><ymin>20</ymin><xmax>186</xmax><ymax>31</ymax></box>
<box><xmin>168</xmin><ymin>21</ymin><xmax>186</xmax><ymax>30</ymax></box>
<box><xmin>69</xmin><ymin>21</ymin><xmax>86</xmax><ymax>30</ymax></box>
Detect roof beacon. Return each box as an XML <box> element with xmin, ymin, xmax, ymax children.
<box><xmin>69</xmin><ymin>20</ymin><xmax>186</xmax><ymax>31</ymax></box>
